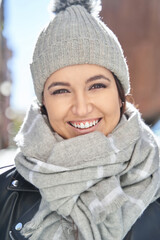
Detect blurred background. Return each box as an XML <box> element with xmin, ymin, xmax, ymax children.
<box><xmin>0</xmin><ymin>0</ymin><xmax>160</xmax><ymax>162</ymax></box>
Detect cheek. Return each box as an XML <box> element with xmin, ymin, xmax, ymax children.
<box><xmin>44</xmin><ymin>97</ymin><xmax>69</xmax><ymax>126</ymax></box>
<box><xmin>95</xmin><ymin>91</ymin><xmax>121</xmax><ymax>116</ymax></box>
<box><xmin>47</xmin><ymin>105</ymin><xmax>63</xmax><ymax>123</ymax></box>
<box><xmin>46</xmin><ymin>105</ymin><xmax>66</xmax><ymax>135</ymax></box>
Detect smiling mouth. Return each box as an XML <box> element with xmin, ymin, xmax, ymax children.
<box><xmin>68</xmin><ymin>118</ymin><xmax>102</xmax><ymax>129</ymax></box>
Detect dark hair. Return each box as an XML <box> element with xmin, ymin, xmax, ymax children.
<box><xmin>112</xmin><ymin>73</ymin><xmax>126</xmax><ymax>117</ymax></box>
<box><xmin>40</xmin><ymin>103</ymin><xmax>48</xmax><ymax>116</ymax></box>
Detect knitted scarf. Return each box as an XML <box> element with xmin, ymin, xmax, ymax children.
<box><xmin>15</xmin><ymin>100</ymin><xmax>160</xmax><ymax>240</ymax></box>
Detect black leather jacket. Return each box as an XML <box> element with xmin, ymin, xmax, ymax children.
<box><xmin>1</xmin><ymin>167</ymin><xmax>160</xmax><ymax>240</ymax></box>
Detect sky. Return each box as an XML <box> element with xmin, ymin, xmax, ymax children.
<box><xmin>3</xmin><ymin>0</ymin><xmax>51</xmax><ymax>112</ymax></box>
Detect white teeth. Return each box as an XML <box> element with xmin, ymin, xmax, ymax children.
<box><xmin>85</xmin><ymin>122</ymin><xmax>90</xmax><ymax>128</ymax></box>
<box><xmin>89</xmin><ymin>122</ymin><xmax>93</xmax><ymax>127</ymax></box>
<box><xmin>70</xmin><ymin>120</ymin><xmax>99</xmax><ymax>129</ymax></box>
<box><xmin>80</xmin><ymin>123</ymin><xmax>84</xmax><ymax>128</ymax></box>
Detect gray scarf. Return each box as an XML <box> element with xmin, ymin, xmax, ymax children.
<box><xmin>15</xmin><ymin>100</ymin><xmax>160</xmax><ymax>240</ymax></box>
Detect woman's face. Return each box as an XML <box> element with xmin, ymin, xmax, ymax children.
<box><xmin>43</xmin><ymin>64</ymin><xmax>122</xmax><ymax>139</ymax></box>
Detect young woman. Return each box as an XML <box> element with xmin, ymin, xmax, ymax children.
<box><xmin>0</xmin><ymin>0</ymin><xmax>160</xmax><ymax>239</ymax></box>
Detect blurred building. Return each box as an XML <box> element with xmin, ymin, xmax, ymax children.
<box><xmin>0</xmin><ymin>0</ymin><xmax>12</xmax><ymax>149</ymax></box>
<box><xmin>101</xmin><ymin>0</ymin><xmax>160</xmax><ymax>125</ymax></box>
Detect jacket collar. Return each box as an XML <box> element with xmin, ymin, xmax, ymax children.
<box><xmin>7</xmin><ymin>167</ymin><xmax>39</xmax><ymax>192</ymax></box>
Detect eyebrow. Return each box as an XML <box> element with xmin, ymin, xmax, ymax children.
<box><xmin>86</xmin><ymin>74</ymin><xmax>111</xmax><ymax>83</ymax></box>
<box><xmin>47</xmin><ymin>74</ymin><xmax>110</xmax><ymax>90</ymax></box>
<box><xmin>48</xmin><ymin>81</ymin><xmax>70</xmax><ymax>90</ymax></box>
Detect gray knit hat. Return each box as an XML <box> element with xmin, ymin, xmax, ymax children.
<box><xmin>31</xmin><ymin>0</ymin><xmax>130</xmax><ymax>103</ymax></box>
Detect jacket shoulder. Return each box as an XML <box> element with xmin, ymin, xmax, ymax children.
<box><xmin>0</xmin><ymin>148</ymin><xmax>16</xmax><ymax>174</ymax></box>
<box><xmin>124</xmin><ymin>199</ymin><xmax>160</xmax><ymax>240</ymax></box>
<box><xmin>0</xmin><ymin>162</ymin><xmax>15</xmax><ymax>174</ymax></box>
<box><xmin>0</xmin><ymin>166</ymin><xmax>16</xmax><ymax>192</ymax></box>
<box><xmin>0</xmin><ymin>167</ymin><xmax>41</xmax><ymax>240</ymax></box>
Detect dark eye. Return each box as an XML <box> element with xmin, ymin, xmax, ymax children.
<box><xmin>52</xmin><ymin>89</ymin><xmax>70</xmax><ymax>95</ymax></box>
<box><xmin>89</xmin><ymin>83</ymin><xmax>107</xmax><ymax>90</ymax></box>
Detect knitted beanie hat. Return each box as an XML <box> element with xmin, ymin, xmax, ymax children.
<box><xmin>31</xmin><ymin>0</ymin><xmax>130</xmax><ymax>103</ymax></box>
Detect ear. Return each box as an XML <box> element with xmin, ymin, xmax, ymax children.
<box><xmin>119</xmin><ymin>97</ymin><xmax>122</xmax><ymax>108</ymax></box>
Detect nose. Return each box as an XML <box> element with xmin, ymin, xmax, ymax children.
<box><xmin>71</xmin><ymin>92</ymin><xmax>93</xmax><ymax>117</ymax></box>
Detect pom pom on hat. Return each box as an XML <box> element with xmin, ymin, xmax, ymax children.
<box><xmin>51</xmin><ymin>0</ymin><xmax>102</xmax><ymax>16</ymax></box>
